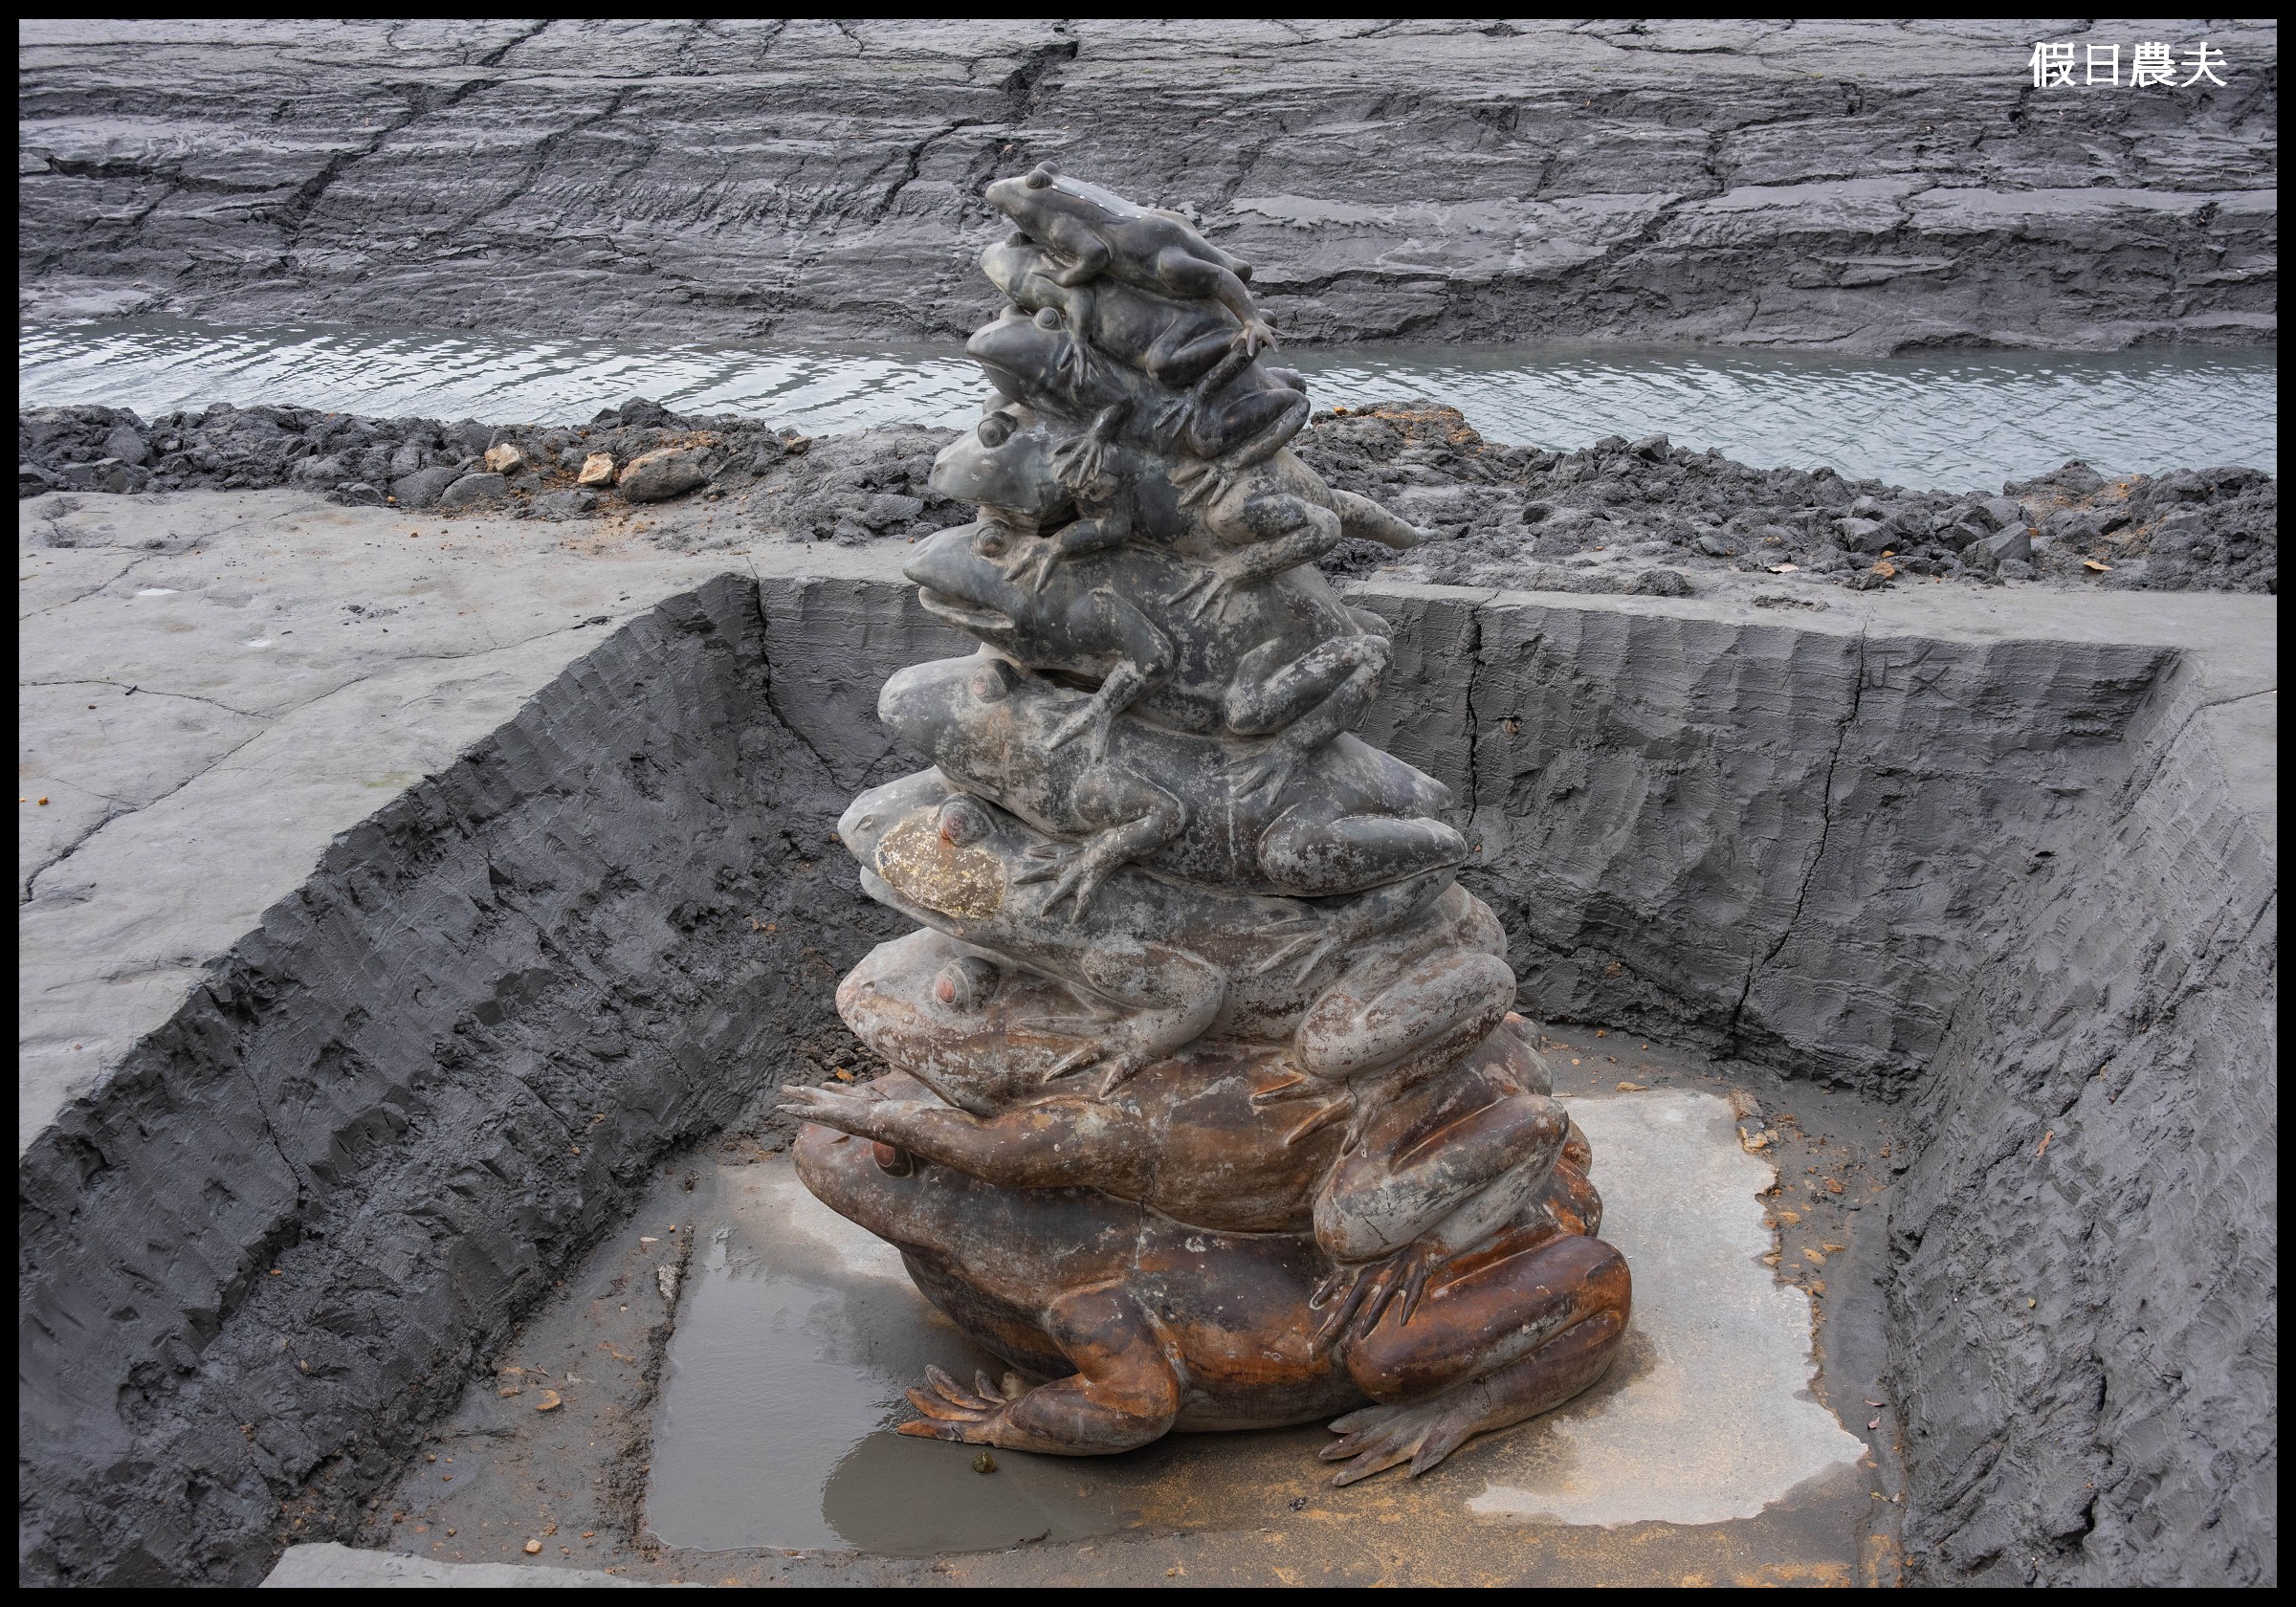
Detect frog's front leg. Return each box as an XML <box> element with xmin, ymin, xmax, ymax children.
<box><xmin>1041</xmin><ymin>217</ymin><xmax>1113</xmax><ymax>287</ymax></box>
<box><xmin>1047</xmin><ymin>590</ymin><xmax>1173</xmax><ymax>759</ymax></box>
<box><xmin>1012</xmin><ymin>804</ymin><xmax>1172</xmax><ymax>916</ymax></box>
<box><xmin>901</xmin><ymin>1282</ymin><xmax>1181</xmax><ymax>1454</ymax></box>
<box><xmin>1041</xmin><ymin>945</ymin><xmax>1226</xmax><ymax>1092</ymax></box>
<box><xmin>1149</xmin><ymin>247</ymin><xmax>1277</xmax><ymax>355</ymax></box>
<box><xmin>779</xmin><ymin>1081</ymin><xmax>1154</xmax><ymax>1197</ymax></box>
<box><xmin>1331</xmin><ymin>487</ymin><xmax>1426</xmax><ymax>549</ymax></box>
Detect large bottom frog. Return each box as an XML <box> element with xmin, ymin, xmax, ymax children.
<box><xmin>794</xmin><ymin>1103</ymin><xmax>1629</xmax><ymax>1484</ymax></box>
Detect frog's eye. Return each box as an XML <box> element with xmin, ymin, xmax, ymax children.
<box><xmin>1023</xmin><ymin>163</ymin><xmax>1056</xmax><ymax>190</ymax></box>
<box><xmin>933</xmin><ymin>956</ymin><xmax>1002</xmax><ymax>1012</ymax></box>
<box><xmin>938</xmin><ymin>795</ymin><xmax>993</xmax><ymax>848</ymax></box>
<box><xmin>972</xmin><ymin>524</ymin><xmax>1010</xmax><ymax>559</ymax></box>
<box><xmin>970</xmin><ymin>657</ymin><xmax>1016</xmax><ymax>702</ymax></box>
<box><xmin>1032</xmin><ymin>306</ymin><xmax>1061</xmax><ymax>330</ymax></box>
<box><xmin>977</xmin><ymin>412</ymin><xmax>1016</xmax><ymax>449</ymax></box>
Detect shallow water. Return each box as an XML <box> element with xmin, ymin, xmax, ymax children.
<box><xmin>18</xmin><ymin>318</ymin><xmax>2277</xmax><ymax>488</ymax></box>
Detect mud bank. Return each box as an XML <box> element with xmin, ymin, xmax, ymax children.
<box><xmin>16</xmin><ymin>20</ymin><xmax>2278</xmax><ymax>355</ymax></box>
<box><xmin>17</xmin><ymin>399</ymin><xmax>2280</xmax><ymax>596</ymax></box>
<box><xmin>17</xmin><ymin>492</ymin><xmax>2276</xmax><ymax>1586</ymax></box>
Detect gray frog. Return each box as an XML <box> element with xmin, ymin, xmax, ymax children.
<box><xmin>878</xmin><ymin>650</ymin><xmax>1464</xmax><ymax>911</ymax></box>
<box><xmin>979</xmin><ymin>237</ymin><xmax>1310</xmax><ymax>465</ymax></box>
<box><xmin>838</xmin><ymin>770</ymin><xmax>1509</xmax><ymax>1090</ymax></box>
<box><xmin>904</xmin><ymin>518</ymin><xmax>1391</xmax><ymax>796</ymax></box>
<box><xmin>983</xmin><ymin>164</ymin><xmax>1275</xmax><ymax>355</ymax></box>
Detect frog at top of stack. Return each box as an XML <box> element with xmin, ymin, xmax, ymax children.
<box><xmin>785</xmin><ymin>163</ymin><xmax>1632</xmax><ymax>1489</ymax></box>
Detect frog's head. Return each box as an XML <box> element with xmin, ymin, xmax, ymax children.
<box><xmin>979</xmin><ymin>236</ymin><xmax>1055</xmax><ymax>306</ymax></box>
<box><xmin>963</xmin><ymin>309</ymin><xmax>1106</xmax><ymax>422</ymax></box>
<box><xmin>903</xmin><ymin>522</ymin><xmax>1042</xmax><ymax>647</ymax></box>
<box><xmin>879</xmin><ymin>651</ymin><xmax>1027</xmax><ymax>767</ymax></box>
<box><xmin>928</xmin><ymin>399</ymin><xmax>1075</xmax><ymax>526</ymax></box>
<box><xmin>982</xmin><ymin>161</ymin><xmax>1071</xmax><ymax>226</ymax></box>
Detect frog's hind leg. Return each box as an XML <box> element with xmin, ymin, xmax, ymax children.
<box><xmin>1196</xmin><ymin>385</ymin><xmax>1310</xmax><ymax>469</ymax></box>
<box><xmin>1331</xmin><ymin>487</ymin><xmax>1426</xmax><ymax>550</ymax></box>
<box><xmin>1228</xmin><ymin>631</ymin><xmax>1392</xmax><ymax>797</ymax></box>
<box><xmin>1260</xmin><ymin>810</ymin><xmax>1467</xmax><ymax>897</ymax></box>
<box><xmin>901</xmin><ymin>1281</ymin><xmax>1181</xmax><ymax>1455</ymax></box>
<box><xmin>1324</xmin><ymin>1231</ymin><xmax>1630</xmax><ymax>1485</ymax></box>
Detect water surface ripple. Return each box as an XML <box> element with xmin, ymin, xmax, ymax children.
<box><xmin>18</xmin><ymin>319</ymin><xmax>2276</xmax><ymax>488</ymax></box>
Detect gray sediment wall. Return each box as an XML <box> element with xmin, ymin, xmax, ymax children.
<box><xmin>17</xmin><ymin>564</ymin><xmax>2275</xmax><ymax>1586</ymax></box>
<box><xmin>16</xmin><ymin>19</ymin><xmax>2279</xmax><ymax>354</ymax></box>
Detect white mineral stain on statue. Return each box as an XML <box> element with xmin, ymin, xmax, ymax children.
<box><xmin>784</xmin><ymin>162</ymin><xmax>1635</xmax><ymax>1486</ymax></box>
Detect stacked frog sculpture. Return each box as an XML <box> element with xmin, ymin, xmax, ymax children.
<box><xmin>785</xmin><ymin>165</ymin><xmax>1631</xmax><ymax>1486</ymax></box>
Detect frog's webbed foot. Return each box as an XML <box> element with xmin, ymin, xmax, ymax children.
<box><xmin>1232</xmin><ymin>318</ymin><xmax>1280</xmax><ymax>359</ymax></box>
<box><xmin>1250</xmin><ymin>923</ymin><xmax>1342</xmax><ymax>985</ymax></box>
<box><xmin>1012</xmin><ymin>843</ymin><xmax>1115</xmax><ymax>918</ymax></box>
<box><xmin>897</xmin><ymin>1365</ymin><xmax>1027</xmax><ymax>1444</ymax></box>
<box><xmin>776</xmin><ymin>1081</ymin><xmax>895</xmax><ymax>1138</ymax></box>
<box><xmin>1231</xmin><ymin>739</ymin><xmax>1301</xmax><ymax>804</ymax></box>
<box><xmin>1166</xmin><ymin>561</ymin><xmax>1241</xmax><ymax>621</ymax></box>
<box><xmin>1046</xmin><ymin>700</ymin><xmax>1117</xmax><ymax>762</ymax></box>
<box><xmin>998</xmin><ymin>538</ymin><xmax>1061</xmax><ymax>595</ymax></box>
<box><xmin>1319</xmin><ymin>1391</ymin><xmax>1480</xmax><ymax>1486</ymax></box>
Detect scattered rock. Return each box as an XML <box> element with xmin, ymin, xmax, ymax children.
<box><xmin>483</xmin><ymin>443</ymin><xmax>528</xmax><ymax>474</ymax></box>
<box><xmin>533</xmin><ymin>488</ymin><xmax>599</xmax><ymax>519</ymax></box>
<box><xmin>1628</xmin><ymin>568</ymin><xmax>1694</xmax><ymax>597</ymax></box>
<box><xmin>1834</xmin><ymin>517</ymin><xmax>1889</xmax><ymax>553</ymax></box>
<box><xmin>617</xmin><ymin>447</ymin><xmax>711</xmax><ymax>503</ymax></box>
<box><xmin>577</xmin><ymin>451</ymin><xmax>616</xmax><ymax>487</ymax></box>
<box><xmin>328</xmin><ymin>481</ymin><xmax>386</xmax><ymax>507</ymax></box>
<box><xmin>391</xmin><ymin>465</ymin><xmax>461</xmax><ymax>510</ymax></box>
<box><xmin>438</xmin><ymin>472</ymin><xmax>511</xmax><ymax>510</ymax></box>
<box><xmin>1976</xmin><ymin>526</ymin><xmax>2033</xmax><ymax>566</ymax></box>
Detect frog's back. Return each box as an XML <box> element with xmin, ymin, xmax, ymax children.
<box><xmin>1051</xmin><ymin>173</ymin><xmax>1154</xmax><ymax>222</ymax></box>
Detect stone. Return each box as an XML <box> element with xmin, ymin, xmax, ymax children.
<box><xmin>12</xmin><ymin>485</ymin><xmax>2275</xmax><ymax>1588</ymax></box>
<box><xmin>100</xmin><ymin>424</ymin><xmax>146</xmax><ymax>466</ymax></box>
<box><xmin>288</xmin><ymin>453</ymin><xmax>347</xmax><ymax>487</ymax></box>
<box><xmin>1976</xmin><ymin>526</ymin><xmax>2033</xmax><ymax>566</ymax></box>
<box><xmin>1694</xmin><ymin>534</ymin><xmax>1736</xmax><ymax>558</ymax></box>
<box><xmin>860</xmin><ymin>492</ymin><xmax>924</xmax><ymax>530</ymax></box>
<box><xmin>390</xmin><ymin>465</ymin><xmax>461</xmax><ymax>510</ymax></box>
<box><xmin>577</xmin><ymin>451</ymin><xmax>617</xmax><ymax>488</ymax></box>
<box><xmin>616</xmin><ymin>447</ymin><xmax>710</xmax><ymax>503</ymax></box>
<box><xmin>60</xmin><ymin>458</ymin><xmax>148</xmax><ymax>495</ymax></box>
<box><xmin>2043</xmin><ymin>508</ymin><xmax>2101</xmax><ymax>544</ymax></box>
<box><xmin>328</xmin><ymin>481</ymin><xmax>386</xmax><ymax>507</ymax></box>
<box><xmin>1833</xmin><ymin>517</ymin><xmax>1888</xmax><ymax>553</ymax></box>
<box><xmin>484</xmin><ymin>443</ymin><xmax>528</xmax><ymax>474</ymax></box>
<box><xmin>438</xmin><ymin>472</ymin><xmax>510</xmax><ymax>510</ymax></box>
<box><xmin>1627</xmin><ymin>567</ymin><xmax>1695</xmax><ymax>597</ymax></box>
<box><xmin>1977</xmin><ymin>496</ymin><xmax>2023</xmax><ymax>532</ymax></box>
<box><xmin>533</xmin><ymin>488</ymin><xmax>599</xmax><ymax>519</ymax></box>
<box><xmin>785</xmin><ymin>169</ymin><xmax>1630</xmax><ymax>1490</ymax></box>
